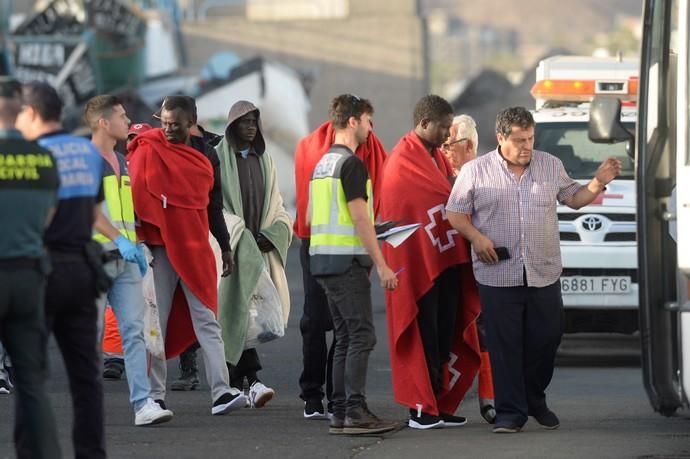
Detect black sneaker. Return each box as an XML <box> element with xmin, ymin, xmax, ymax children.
<box><xmin>533</xmin><ymin>410</ymin><xmax>560</xmax><ymax>430</ymax></box>
<box><xmin>304</xmin><ymin>399</ymin><xmax>327</xmax><ymax>419</ymax></box>
<box><xmin>154</xmin><ymin>399</ymin><xmax>167</xmax><ymax>410</ymax></box>
<box><xmin>440</xmin><ymin>412</ymin><xmax>467</xmax><ymax>427</ymax></box>
<box><xmin>102</xmin><ymin>358</ymin><xmax>125</xmax><ymax>380</ymax></box>
<box><xmin>211</xmin><ymin>391</ymin><xmax>247</xmax><ymax>415</ymax></box>
<box><xmin>408</xmin><ymin>410</ymin><xmax>444</xmax><ymax>430</ymax></box>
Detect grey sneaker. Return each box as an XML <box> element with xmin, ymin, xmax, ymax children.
<box><xmin>171</xmin><ymin>349</ymin><xmax>199</xmax><ymax>391</ymax></box>
<box><xmin>343</xmin><ymin>405</ymin><xmax>398</xmax><ymax>435</ymax></box>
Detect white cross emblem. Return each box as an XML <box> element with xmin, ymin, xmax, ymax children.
<box><xmin>424</xmin><ymin>204</ymin><xmax>458</xmax><ymax>253</ymax></box>
<box><xmin>448</xmin><ymin>352</ymin><xmax>462</xmax><ymax>389</ymax></box>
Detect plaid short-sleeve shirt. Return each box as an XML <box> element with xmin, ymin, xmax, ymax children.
<box><xmin>446</xmin><ymin>148</ymin><xmax>582</xmax><ymax>287</ymax></box>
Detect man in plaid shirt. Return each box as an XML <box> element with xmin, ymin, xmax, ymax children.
<box><xmin>446</xmin><ymin>106</ymin><xmax>621</xmax><ymax>433</ymax></box>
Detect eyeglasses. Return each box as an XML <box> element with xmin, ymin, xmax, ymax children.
<box><xmin>441</xmin><ymin>138</ymin><xmax>468</xmax><ymax>150</ymax></box>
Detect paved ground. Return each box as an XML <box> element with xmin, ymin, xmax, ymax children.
<box><xmin>2</xmin><ymin>243</ymin><xmax>690</xmax><ymax>458</ymax></box>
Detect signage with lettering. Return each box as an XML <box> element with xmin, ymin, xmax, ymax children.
<box><xmin>13</xmin><ymin>0</ymin><xmax>85</xmax><ymax>36</ymax></box>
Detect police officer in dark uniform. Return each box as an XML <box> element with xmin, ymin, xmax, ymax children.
<box><xmin>0</xmin><ymin>78</ymin><xmax>62</xmax><ymax>458</ymax></box>
<box><xmin>15</xmin><ymin>81</ymin><xmax>107</xmax><ymax>459</ymax></box>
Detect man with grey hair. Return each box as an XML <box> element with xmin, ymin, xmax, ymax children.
<box><xmin>446</xmin><ymin>106</ymin><xmax>621</xmax><ymax>433</ymax></box>
<box><xmin>442</xmin><ymin>114</ymin><xmax>479</xmax><ymax>173</ymax></box>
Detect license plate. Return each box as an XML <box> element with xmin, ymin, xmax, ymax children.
<box><xmin>559</xmin><ymin>276</ymin><xmax>631</xmax><ymax>294</ymax></box>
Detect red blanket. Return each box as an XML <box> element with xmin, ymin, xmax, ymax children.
<box><xmin>128</xmin><ymin>128</ymin><xmax>217</xmax><ymax>359</ymax></box>
<box><xmin>381</xmin><ymin>131</ymin><xmax>481</xmax><ymax>416</ymax></box>
<box><xmin>293</xmin><ymin>121</ymin><xmax>387</xmax><ymax>238</ymax></box>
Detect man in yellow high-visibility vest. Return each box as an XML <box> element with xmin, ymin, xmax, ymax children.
<box><xmin>309</xmin><ymin>94</ymin><xmax>398</xmax><ymax>436</ymax></box>
<box><xmin>86</xmin><ymin>95</ymin><xmax>173</xmax><ymax>427</ymax></box>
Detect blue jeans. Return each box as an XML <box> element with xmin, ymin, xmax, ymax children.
<box><xmin>97</xmin><ymin>259</ymin><xmax>150</xmax><ymax>411</ymax></box>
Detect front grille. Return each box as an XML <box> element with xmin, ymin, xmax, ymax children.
<box><xmin>604</xmin><ymin>233</ymin><xmax>637</xmax><ymax>242</ymax></box>
<box><xmin>558</xmin><ymin>213</ymin><xmax>635</xmax><ymax>222</ymax></box>
<box><xmin>561</xmin><ymin>268</ymin><xmax>638</xmax><ymax>283</ymax></box>
<box><xmin>560</xmin><ymin>232</ymin><xmax>581</xmax><ymax>241</ymax></box>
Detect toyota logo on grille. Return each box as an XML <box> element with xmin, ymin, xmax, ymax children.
<box><xmin>582</xmin><ymin>215</ymin><xmax>604</xmax><ymax>231</ymax></box>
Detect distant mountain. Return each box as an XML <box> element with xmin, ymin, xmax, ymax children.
<box><xmin>423</xmin><ymin>0</ymin><xmax>642</xmax><ymax>63</ymax></box>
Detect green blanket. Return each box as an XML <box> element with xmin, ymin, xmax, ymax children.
<box><xmin>215</xmin><ymin>137</ymin><xmax>292</xmax><ymax>365</ymax></box>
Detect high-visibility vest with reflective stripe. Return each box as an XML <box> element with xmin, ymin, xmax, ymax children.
<box><xmin>308</xmin><ymin>147</ymin><xmax>374</xmax><ymax>276</ymax></box>
<box><xmin>93</xmin><ymin>153</ymin><xmax>136</xmax><ymax>251</ymax></box>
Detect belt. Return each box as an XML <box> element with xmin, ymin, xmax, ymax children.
<box><xmin>0</xmin><ymin>257</ymin><xmax>41</xmax><ymax>270</ymax></box>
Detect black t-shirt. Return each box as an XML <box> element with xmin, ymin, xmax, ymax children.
<box><xmin>38</xmin><ymin>131</ymin><xmax>104</xmax><ymax>251</ymax></box>
<box><xmin>335</xmin><ymin>146</ymin><xmax>369</xmax><ymax>203</ymax></box>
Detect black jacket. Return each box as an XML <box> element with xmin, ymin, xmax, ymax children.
<box><xmin>190</xmin><ymin>134</ymin><xmax>230</xmax><ymax>252</ymax></box>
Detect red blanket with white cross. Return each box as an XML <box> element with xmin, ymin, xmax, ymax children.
<box><xmin>381</xmin><ymin>131</ymin><xmax>481</xmax><ymax>416</ymax></box>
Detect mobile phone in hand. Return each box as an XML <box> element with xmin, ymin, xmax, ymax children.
<box><xmin>495</xmin><ymin>247</ymin><xmax>510</xmax><ymax>261</ymax></box>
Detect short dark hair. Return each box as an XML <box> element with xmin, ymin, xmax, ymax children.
<box><xmin>413</xmin><ymin>95</ymin><xmax>453</xmax><ymax>127</ymax></box>
<box><xmin>0</xmin><ymin>77</ymin><xmax>21</xmax><ymax>99</ymax></box>
<box><xmin>21</xmin><ymin>81</ymin><xmax>63</xmax><ymax>122</ymax></box>
<box><xmin>0</xmin><ymin>78</ymin><xmax>22</xmax><ymax>123</ymax></box>
<box><xmin>160</xmin><ymin>95</ymin><xmax>197</xmax><ymax>123</ymax></box>
<box><xmin>84</xmin><ymin>94</ymin><xmax>123</xmax><ymax>129</ymax></box>
<box><xmin>495</xmin><ymin>106</ymin><xmax>535</xmax><ymax>137</ymax></box>
<box><xmin>328</xmin><ymin>94</ymin><xmax>374</xmax><ymax>129</ymax></box>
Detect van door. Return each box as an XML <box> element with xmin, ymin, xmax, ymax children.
<box><xmin>637</xmin><ymin>0</ymin><xmax>686</xmax><ymax>415</ymax></box>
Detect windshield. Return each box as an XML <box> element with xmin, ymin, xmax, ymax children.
<box><xmin>535</xmin><ymin>122</ymin><xmax>635</xmax><ymax>179</ymax></box>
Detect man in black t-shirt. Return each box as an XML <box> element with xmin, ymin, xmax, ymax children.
<box><xmin>15</xmin><ymin>81</ymin><xmax>107</xmax><ymax>458</ymax></box>
<box><xmin>308</xmin><ymin>94</ymin><xmax>398</xmax><ymax>435</ymax></box>
<box><xmin>0</xmin><ymin>77</ymin><xmax>62</xmax><ymax>458</ymax></box>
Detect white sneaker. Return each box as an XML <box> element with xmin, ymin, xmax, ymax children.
<box><xmin>135</xmin><ymin>398</ymin><xmax>174</xmax><ymax>426</ymax></box>
<box><xmin>249</xmin><ymin>382</ymin><xmax>275</xmax><ymax>408</ymax></box>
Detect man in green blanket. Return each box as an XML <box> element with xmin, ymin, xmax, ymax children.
<box><xmin>215</xmin><ymin>100</ymin><xmax>292</xmax><ymax>408</ymax></box>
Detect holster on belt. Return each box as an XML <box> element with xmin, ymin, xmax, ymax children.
<box><xmin>83</xmin><ymin>241</ymin><xmax>113</xmax><ymax>295</ymax></box>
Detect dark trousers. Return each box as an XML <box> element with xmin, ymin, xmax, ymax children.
<box><xmin>416</xmin><ymin>266</ymin><xmax>460</xmax><ymax>397</ymax></box>
<box><xmin>0</xmin><ymin>266</ymin><xmax>61</xmax><ymax>459</ymax></box>
<box><xmin>41</xmin><ymin>259</ymin><xmax>104</xmax><ymax>459</ymax></box>
<box><xmin>478</xmin><ymin>280</ymin><xmax>564</xmax><ymax>427</ymax></box>
<box><xmin>298</xmin><ymin>239</ymin><xmax>335</xmax><ymax>404</ymax></box>
<box><xmin>228</xmin><ymin>348</ymin><xmax>262</xmax><ymax>388</ymax></box>
<box><xmin>316</xmin><ymin>261</ymin><xmax>376</xmax><ymax>416</ymax></box>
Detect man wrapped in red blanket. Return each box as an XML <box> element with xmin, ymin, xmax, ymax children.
<box><xmin>381</xmin><ymin>95</ymin><xmax>481</xmax><ymax>430</ymax></box>
<box><xmin>128</xmin><ymin>96</ymin><xmax>246</xmax><ymax>416</ymax></box>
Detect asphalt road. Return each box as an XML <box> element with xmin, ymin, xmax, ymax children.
<box><xmin>2</xmin><ymin>243</ymin><xmax>689</xmax><ymax>459</ymax></box>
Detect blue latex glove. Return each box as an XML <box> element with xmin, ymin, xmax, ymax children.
<box><xmin>134</xmin><ymin>244</ymin><xmax>148</xmax><ymax>277</ymax></box>
<box><xmin>114</xmin><ymin>235</ymin><xmax>138</xmax><ymax>262</ymax></box>
<box><xmin>114</xmin><ymin>236</ymin><xmax>148</xmax><ymax>276</ymax></box>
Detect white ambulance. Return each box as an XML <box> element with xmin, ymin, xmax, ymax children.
<box><xmin>531</xmin><ymin>55</ymin><xmax>639</xmax><ymax>333</ymax></box>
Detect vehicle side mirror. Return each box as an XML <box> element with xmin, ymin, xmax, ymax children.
<box><xmin>589</xmin><ymin>96</ymin><xmax>635</xmax><ymax>159</ymax></box>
